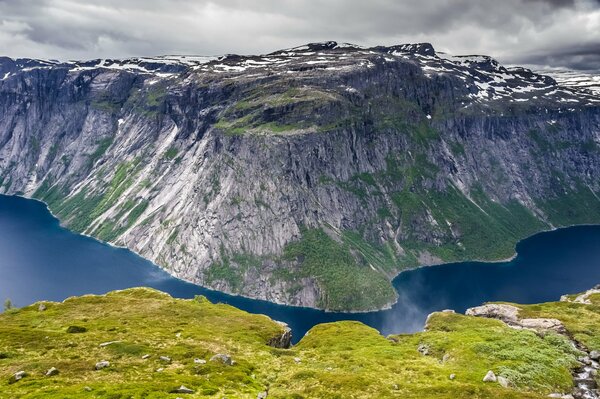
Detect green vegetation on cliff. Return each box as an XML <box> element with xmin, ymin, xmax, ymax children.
<box><xmin>1</xmin><ymin>287</ymin><xmax>598</xmax><ymax>398</ymax></box>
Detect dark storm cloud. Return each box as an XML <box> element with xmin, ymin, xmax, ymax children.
<box><xmin>520</xmin><ymin>43</ymin><xmax>600</xmax><ymax>70</ymax></box>
<box><xmin>0</xmin><ymin>0</ymin><xmax>598</xmax><ymax>70</ymax></box>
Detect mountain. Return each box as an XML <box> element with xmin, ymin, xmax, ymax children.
<box><xmin>0</xmin><ymin>42</ymin><xmax>599</xmax><ymax>312</ymax></box>
<box><xmin>1</xmin><ymin>286</ymin><xmax>599</xmax><ymax>398</ymax></box>
<box><xmin>534</xmin><ymin>68</ymin><xmax>600</xmax><ymax>96</ymax></box>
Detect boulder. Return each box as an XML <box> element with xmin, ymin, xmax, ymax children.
<box><xmin>483</xmin><ymin>370</ymin><xmax>497</xmax><ymax>382</ymax></box>
<box><xmin>466</xmin><ymin>304</ymin><xmax>520</xmax><ymax>324</ymax></box>
<box><xmin>497</xmin><ymin>376</ymin><xmax>510</xmax><ymax>388</ymax></box>
<box><xmin>95</xmin><ymin>360</ymin><xmax>110</xmax><ymax>370</ymax></box>
<box><xmin>210</xmin><ymin>353</ymin><xmax>234</xmax><ymax>366</ymax></box>
<box><xmin>294</xmin><ymin>357</ymin><xmax>301</xmax><ymax>364</ymax></box>
<box><xmin>519</xmin><ymin>318</ymin><xmax>566</xmax><ymax>334</ymax></box>
<box><xmin>142</xmin><ymin>354</ymin><xmax>150</xmax><ymax>359</ymax></box>
<box><xmin>170</xmin><ymin>385</ymin><xmax>194</xmax><ymax>394</ymax></box>
<box><xmin>10</xmin><ymin>371</ymin><xmax>26</xmax><ymax>383</ymax></box>
<box><xmin>589</xmin><ymin>351</ymin><xmax>600</xmax><ymax>361</ymax></box>
<box><xmin>38</xmin><ymin>303</ymin><xmax>47</xmax><ymax>311</ymax></box>
<box><xmin>257</xmin><ymin>391</ymin><xmax>268</xmax><ymax>399</ymax></box>
<box><xmin>159</xmin><ymin>356</ymin><xmax>172</xmax><ymax>363</ymax></box>
<box><xmin>449</xmin><ymin>374</ymin><xmax>456</xmax><ymax>380</ymax></box>
<box><xmin>194</xmin><ymin>358</ymin><xmax>206</xmax><ymax>364</ymax></box>
<box><xmin>45</xmin><ymin>367</ymin><xmax>59</xmax><ymax>376</ymax></box>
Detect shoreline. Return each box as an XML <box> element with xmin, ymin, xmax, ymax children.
<box><xmin>5</xmin><ymin>192</ymin><xmax>600</xmax><ymax>315</ymax></box>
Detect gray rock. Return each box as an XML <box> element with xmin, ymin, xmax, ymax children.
<box><xmin>13</xmin><ymin>371</ymin><xmax>26</xmax><ymax>381</ymax></box>
<box><xmin>467</xmin><ymin>305</ymin><xmax>567</xmax><ymax>334</ymax></box>
<box><xmin>171</xmin><ymin>385</ymin><xmax>194</xmax><ymax>394</ymax></box>
<box><xmin>519</xmin><ymin>318</ymin><xmax>566</xmax><ymax>334</ymax></box>
<box><xmin>449</xmin><ymin>374</ymin><xmax>456</xmax><ymax>380</ymax></box>
<box><xmin>294</xmin><ymin>357</ymin><xmax>301</xmax><ymax>364</ymax></box>
<box><xmin>589</xmin><ymin>350</ymin><xmax>600</xmax><ymax>361</ymax></box>
<box><xmin>210</xmin><ymin>353</ymin><xmax>234</xmax><ymax>366</ymax></box>
<box><xmin>84</xmin><ymin>386</ymin><xmax>92</xmax><ymax>392</ymax></box>
<box><xmin>466</xmin><ymin>304</ymin><xmax>520</xmax><ymax>324</ymax></box>
<box><xmin>99</xmin><ymin>341</ymin><xmax>120</xmax><ymax>347</ymax></box>
<box><xmin>142</xmin><ymin>354</ymin><xmax>151</xmax><ymax>359</ymax></box>
<box><xmin>417</xmin><ymin>343</ymin><xmax>430</xmax><ymax>356</ymax></box>
<box><xmin>257</xmin><ymin>391</ymin><xmax>268</xmax><ymax>399</ymax></box>
<box><xmin>159</xmin><ymin>356</ymin><xmax>172</xmax><ymax>363</ymax></box>
<box><xmin>95</xmin><ymin>360</ymin><xmax>110</xmax><ymax>370</ymax></box>
<box><xmin>194</xmin><ymin>358</ymin><xmax>206</xmax><ymax>364</ymax></box>
<box><xmin>579</xmin><ymin>356</ymin><xmax>592</xmax><ymax>366</ymax></box>
<box><xmin>45</xmin><ymin>367</ymin><xmax>59</xmax><ymax>376</ymax></box>
<box><xmin>38</xmin><ymin>303</ymin><xmax>46</xmax><ymax>311</ymax></box>
<box><xmin>497</xmin><ymin>376</ymin><xmax>510</xmax><ymax>388</ymax></box>
<box><xmin>483</xmin><ymin>370</ymin><xmax>497</xmax><ymax>382</ymax></box>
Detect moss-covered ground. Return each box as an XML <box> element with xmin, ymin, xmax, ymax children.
<box><xmin>2</xmin><ymin>287</ymin><xmax>598</xmax><ymax>398</ymax></box>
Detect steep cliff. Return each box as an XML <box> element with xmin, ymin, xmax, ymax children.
<box><xmin>0</xmin><ymin>42</ymin><xmax>599</xmax><ymax>311</ymax></box>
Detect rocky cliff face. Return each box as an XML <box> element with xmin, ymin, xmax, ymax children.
<box><xmin>0</xmin><ymin>42</ymin><xmax>599</xmax><ymax>311</ymax></box>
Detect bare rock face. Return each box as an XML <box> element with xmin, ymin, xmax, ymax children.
<box><xmin>267</xmin><ymin>321</ymin><xmax>292</xmax><ymax>349</ymax></box>
<box><xmin>1</xmin><ymin>42</ymin><xmax>599</xmax><ymax>312</ymax></box>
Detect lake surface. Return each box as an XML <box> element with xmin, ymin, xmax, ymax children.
<box><xmin>1</xmin><ymin>194</ymin><xmax>599</xmax><ymax>343</ymax></box>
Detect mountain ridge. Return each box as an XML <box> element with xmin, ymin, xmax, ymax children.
<box><xmin>0</xmin><ymin>41</ymin><xmax>599</xmax><ymax>311</ymax></box>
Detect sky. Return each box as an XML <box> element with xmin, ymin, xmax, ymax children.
<box><xmin>0</xmin><ymin>0</ymin><xmax>599</xmax><ymax>70</ymax></box>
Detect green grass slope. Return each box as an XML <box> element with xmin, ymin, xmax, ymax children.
<box><xmin>2</xmin><ymin>287</ymin><xmax>599</xmax><ymax>398</ymax></box>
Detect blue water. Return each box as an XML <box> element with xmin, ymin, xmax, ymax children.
<box><xmin>1</xmin><ymin>194</ymin><xmax>599</xmax><ymax>343</ymax></box>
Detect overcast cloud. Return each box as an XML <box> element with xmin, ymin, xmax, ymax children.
<box><xmin>0</xmin><ymin>0</ymin><xmax>599</xmax><ymax>70</ymax></box>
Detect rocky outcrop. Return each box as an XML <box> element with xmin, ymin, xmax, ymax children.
<box><xmin>466</xmin><ymin>304</ymin><xmax>566</xmax><ymax>334</ymax></box>
<box><xmin>561</xmin><ymin>285</ymin><xmax>600</xmax><ymax>304</ymax></box>
<box><xmin>1</xmin><ymin>42</ymin><xmax>599</xmax><ymax>311</ymax></box>
<box><xmin>267</xmin><ymin>321</ymin><xmax>292</xmax><ymax>349</ymax></box>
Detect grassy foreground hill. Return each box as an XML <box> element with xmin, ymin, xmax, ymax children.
<box><xmin>0</xmin><ymin>287</ymin><xmax>599</xmax><ymax>398</ymax></box>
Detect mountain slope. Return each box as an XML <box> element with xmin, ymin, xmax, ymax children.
<box><xmin>0</xmin><ymin>42</ymin><xmax>599</xmax><ymax>311</ymax></box>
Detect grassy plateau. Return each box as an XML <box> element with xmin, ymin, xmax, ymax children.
<box><xmin>1</xmin><ymin>287</ymin><xmax>599</xmax><ymax>398</ymax></box>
